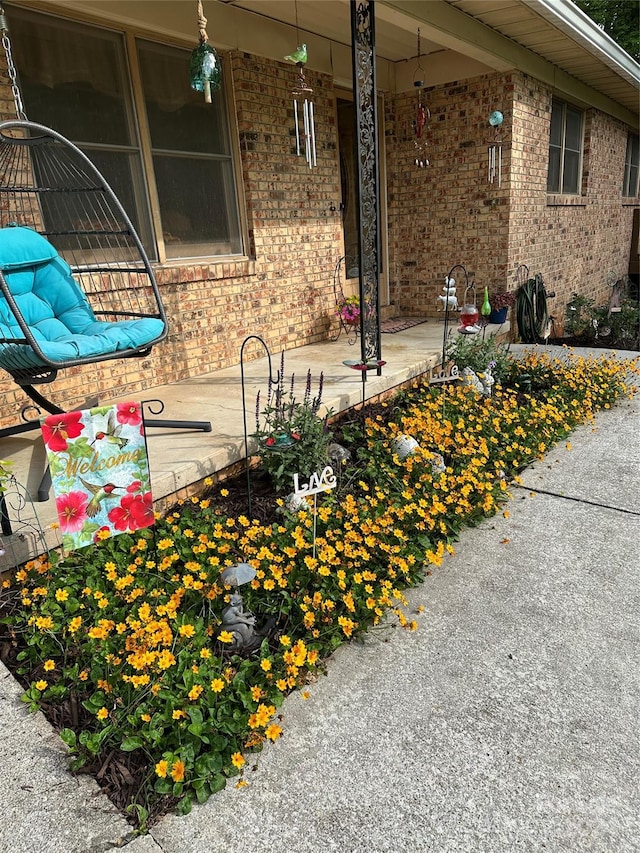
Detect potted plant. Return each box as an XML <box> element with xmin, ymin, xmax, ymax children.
<box><xmin>489</xmin><ymin>290</ymin><xmax>516</xmax><ymax>324</ymax></box>
<box><xmin>336</xmin><ymin>295</ymin><xmax>360</xmax><ymax>326</ymax></box>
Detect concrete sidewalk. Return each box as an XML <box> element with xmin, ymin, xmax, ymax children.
<box><xmin>1</xmin><ymin>346</ymin><xmax>638</xmax><ymax>853</ymax></box>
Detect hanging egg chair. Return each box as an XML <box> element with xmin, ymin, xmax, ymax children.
<box><xmin>0</xmin><ymin>119</ymin><xmax>210</xmax><ymax>435</ymax></box>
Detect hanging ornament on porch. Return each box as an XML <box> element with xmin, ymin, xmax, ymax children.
<box><xmin>459</xmin><ymin>280</ymin><xmax>481</xmax><ymax>334</ymax></box>
<box><xmin>488</xmin><ymin>110</ymin><xmax>503</xmax><ymax>186</ymax></box>
<box><xmin>412</xmin><ymin>29</ymin><xmax>430</xmax><ymax>168</ymax></box>
<box><xmin>287</xmin><ymin>45</ymin><xmax>316</xmax><ymax>168</ymax></box>
<box><xmin>189</xmin><ymin>0</ymin><xmax>221</xmax><ymax>103</ymax></box>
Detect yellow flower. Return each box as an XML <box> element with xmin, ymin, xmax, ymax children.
<box><xmin>265</xmin><ymin>723</ymin><xmax>283</xmax><ymax>741</ymax></box>
<box><xmin>96</xmin><ymin>707</ymin><xmax>109</xmax><ymax>721</ymax></box>
<box><xmin>155</xmin><ymin>760</ymin><xmax>168</xmax><ymax>778</ymax></box>
<box><xmin>179</xmin><ymin>624</ymin><xmax>196</xmax><ymax>638</ymax></box>
<box><xmin>172</xmin><ymin>709</ymin><xmax>187</xmax><ymax>720</ymax></box>
<box><xmin>260</xmin><ymin>658</ymin><xmax>272</xmax><ymax>672</ymax></box>
<box><xmin>210</xmin><ymin>678</ymin><xmax>225</xmax><ymax>693</ymax></box>
<box><xmin>218</xmin><ymin>631</ymin><xmax>234</xmax><ymax>643</ymax></box>
<box><xmin>235</xmin><ymin>779</ymin><xmax>249</xmax><ymax>789</ymax></box>
<box><xmin>188</xmin><ymin>684</ymin><xmax>203</xmax><ymax>701</ymax></box>
<box><xmin>170</xmin><ymin>759</ymin><xmax>185</xmax><ymax>782</ymax></box>
<box><xmin>231</xmin><ymin>752</ymin><xmax>245</xmax><ymax>768</ymax></box>
<box><xmin>43</xmin><ymin>659</ymin><xmax>55</xmax><ymax>672</ymax></box>
<box><xmin>141</xmin><ymin>714</ymin><xmax>151</xmax><ymax>722</ymax></box>
<box><xmin>55</xmin><ymin>589</ymin><xmax>69</xmax><ymax>602</ymax></box>
<box><xmin>279</xmin><ymin>635</ymin><xmax>291</xmax><ymax>647</ymax></box>
<box><xmin>200</xmin><ymin>648</ymin><xmax>211</xmax><ymax>659</ymax></box>
<box><xmin>34</xmin><ymin>680</ymin><xmax>48</xmax><ymax>691</ymax></box>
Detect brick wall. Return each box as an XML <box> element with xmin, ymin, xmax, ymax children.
<box><xmin>385</xmin><ymin>70</ymin><xmax>638</xmax><ymax>328</ymax></box>
<box><xmin>507</xmin><ymin>73</ymin><xmax>637</xmax><ymax>323</ymax></box>
<box><xmin>0</xmin><ymin>49</ymin><xmax>343</xmax><ymax>428</ymax></box>
<box><xmin>386</xmin><ymin>72</ymin><xmax>513</xmax><ymax>316</ymax></box>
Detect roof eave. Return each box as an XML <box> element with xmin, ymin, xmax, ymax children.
<box><xmin>522</xmin><ymin>0</ymin><xmax>640</xmax><ymax>88</ymax></box>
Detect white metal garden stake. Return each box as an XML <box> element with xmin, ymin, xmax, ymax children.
<box><xmin>293</xmin><ymin>466</ymin><xmax>337</xmax><ymax>559</ymax></box>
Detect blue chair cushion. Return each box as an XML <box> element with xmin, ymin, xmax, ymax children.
<box><xmin>0</xmin><ymin>225</ymin><xmax>165</xmax><ymax>372</ymax></box>
<box><xmin>0</xmin><ymin>225</ymin><xmax>58</xmax><ymax>269</ymax></box>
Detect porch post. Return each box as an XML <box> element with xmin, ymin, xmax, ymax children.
<box><xmin>351</xmin><ymin>0</ymin><xmax>382</xmax><ymax>370</ymax></box>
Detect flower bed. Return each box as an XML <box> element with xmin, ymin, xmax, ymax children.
<box><xmin>0</xmin><ymin>350</ymin><xmax>637</xmax><ymax>825</ymax></box>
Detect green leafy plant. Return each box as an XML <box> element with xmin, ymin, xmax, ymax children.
<box><xmin>564</xmin><ymin>293</ymin><xmax>639</xmax><ymax>349</ymax></box>
<box><xmin>445</xmin><ymin>334</ymin><xmax>512</xmax><ymax>383</ymax></box>
<box><xmin>254</xmin><ymin>356</ymin><xmax>333</xmax><ymax>492</ymax></box>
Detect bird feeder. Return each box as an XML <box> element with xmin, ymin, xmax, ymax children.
<box><xmin>459</xmin><ymin>281</ymin><xmax>481</xmax><ymax>333</ymax></box>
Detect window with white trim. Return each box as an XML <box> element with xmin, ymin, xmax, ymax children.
<box><xmin>623</xmin><ymin>132</ymin><xmax>639</xmax><ymax>198</ymax></box>
<box><xmin>547</xmin><ymin>99</ymin><xmax>584</xmax><ymax>195</ymax></box>
<box><xmin>8</xmin><ymin>6</ymin><xmax>243</xmax><ymax>261</ymax></box>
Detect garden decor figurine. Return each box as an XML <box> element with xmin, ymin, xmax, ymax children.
<box><xmin>437</xmin><ymin>278</ymin><xmax>458</xmax><ymax>311</ymax></box>
<box><xmin>219</xmin><ymin>592</ymin><xmax>259</xmax><ymax>651</ymax></box>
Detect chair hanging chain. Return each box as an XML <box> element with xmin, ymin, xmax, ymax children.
<box><xmin>0</xmin><ymin>7</ymin><xmax>27</xmax><ymax>121</ymax></box>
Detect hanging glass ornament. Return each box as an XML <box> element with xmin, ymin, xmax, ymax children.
<box><xmin>189</xmin><ymin>0</ymin><xmax>221</xmax><ymax>103</ymax></box>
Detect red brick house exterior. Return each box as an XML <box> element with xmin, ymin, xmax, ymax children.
<box><xmin>0</xmin><ymin>1</ymin><xmax>637</xmax><ymax>428</ymax></box>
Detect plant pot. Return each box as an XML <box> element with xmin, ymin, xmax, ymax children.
<box><xmin>342</xmin><ymin>315</ymin><xmax>359</xmax><ymax>327</ymax></box>
<box><xmin>489</xmin><ymin>306</ymin><xmax>508</xmax><ymax>324</ymax></box>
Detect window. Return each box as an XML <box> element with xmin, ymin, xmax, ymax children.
<box><xmin>9</xmin><ymin>6</ymin><xmax>243</xmax><ymax>261</ymax></box>
<box><xmin>547</xmin><ymin>99</ymin><xmax>584</xmax><ymax>194</ymax></box>
<box><xmin>623</xmin><ymin>133</ymin><xmax>639</xmax><ymax>198</ymax></box>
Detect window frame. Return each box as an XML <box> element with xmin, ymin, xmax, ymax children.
<box><xmin>622</xmin><ymin>132</ymin><xmax>639</xmax><ymax>198</ymax></box>
<box><xmin>8</xmin><ymin>5</ymin><xmax>246</xmax><ymax>264</ymax></box>
<box><xmin>547</xmin><ymin>98</ymin><xmax>585</xmax><ymax>196</ymax></box>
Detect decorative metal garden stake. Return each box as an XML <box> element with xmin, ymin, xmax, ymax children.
<box><xmin>240</xmin><ymin>336</ymin><xmax>280</xmax><ymax>516</ymax></box>
<box><xmin>488</xmin><ymin>110</ymin><xmax>503</xmax><ymax>186</ymax></box>
<box><xmin>189</xmin><ymin>0</ymin><xmax>221</xmax><ymax>103</ymax></box>
<box><xmin>412</xmin><ymin>29</ymin><xmax>430</xmax><ymax>168</ymax></box>
<box><xmin>293</xmin><ymin>465</ymin><xmax>336</xmax><ymax>560</ymax></box>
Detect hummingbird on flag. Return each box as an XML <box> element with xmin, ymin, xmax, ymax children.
<box><xmin>80</xmin><ymin>478</ymin><xmax>122</xmax><ymax>517</ymax></box>
<box><xmin>284</xmin><ymin>43</ymin><xmax>307</xmax><ymax>65</ymax></box>
<box><xmin>93</xmin><ymin>410</ymin><xmax>128</xmax><ymax>449</ymax></box>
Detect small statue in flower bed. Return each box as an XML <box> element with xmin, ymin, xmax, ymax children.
<box><xmin>254</xmin><ymin>354</ymin><xmax>333</xmax><ymax>493</ymax></box>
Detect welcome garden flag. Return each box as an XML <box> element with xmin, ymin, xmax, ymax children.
<box><xmin>41</xmin><ymin>402</ymin><xmax>154</xmax><ymax>551</ymax></box>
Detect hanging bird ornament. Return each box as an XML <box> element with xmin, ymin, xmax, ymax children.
<box><xmin>288</xmin><ymin>42</ymin><xmax>316</xmax><ymax>168</ymax></box>
<box><xmin>284</xmin><ymin>43</ymin><xmax>307</xmax><ymax>65</ymax></box>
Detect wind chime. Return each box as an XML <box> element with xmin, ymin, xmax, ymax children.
<box><xmin>412</xmin><ymin>29</ymin><xmax>430</xmax><ymax>168</ymax></box>
<box><xmin>285</xmin><ymin>11</ymin><xmax>315</xmax><ymax>169</ymax></box>
<box><xmin>189</xmin><ymin>0</ymin><xmax>222</xmax><ymax>103</ymax></box>
<box><xmin>488</xmin><ymin>110</ymin><xmax>503</xmax><ymax>186</ymax></box>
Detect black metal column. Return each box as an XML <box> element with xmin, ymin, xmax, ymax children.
<box><xmin>351</xmin><ymin>0</ymin><xmax>382</xmax><ymax>369</ymax></box>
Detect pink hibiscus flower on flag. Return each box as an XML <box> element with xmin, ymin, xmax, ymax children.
<box><xmin>56</xmin><ymin>491</ymin><xmax>89</xmax><ymax>533</ymax></box>
<box><xmin>116</xmin><ymin>402</ymin><xmax>143</xmax><ymax>427</ymax></box>
<box><xmin>42</xmin><ymin>411</ymin><xmax>85</xmax><ymax>452</ymax></box>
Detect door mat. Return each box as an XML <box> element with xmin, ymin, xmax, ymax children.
<box><xmin>380</xmin><ymin>317</ymin><xmax>428</xmax><ymax>334</ymax></box>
